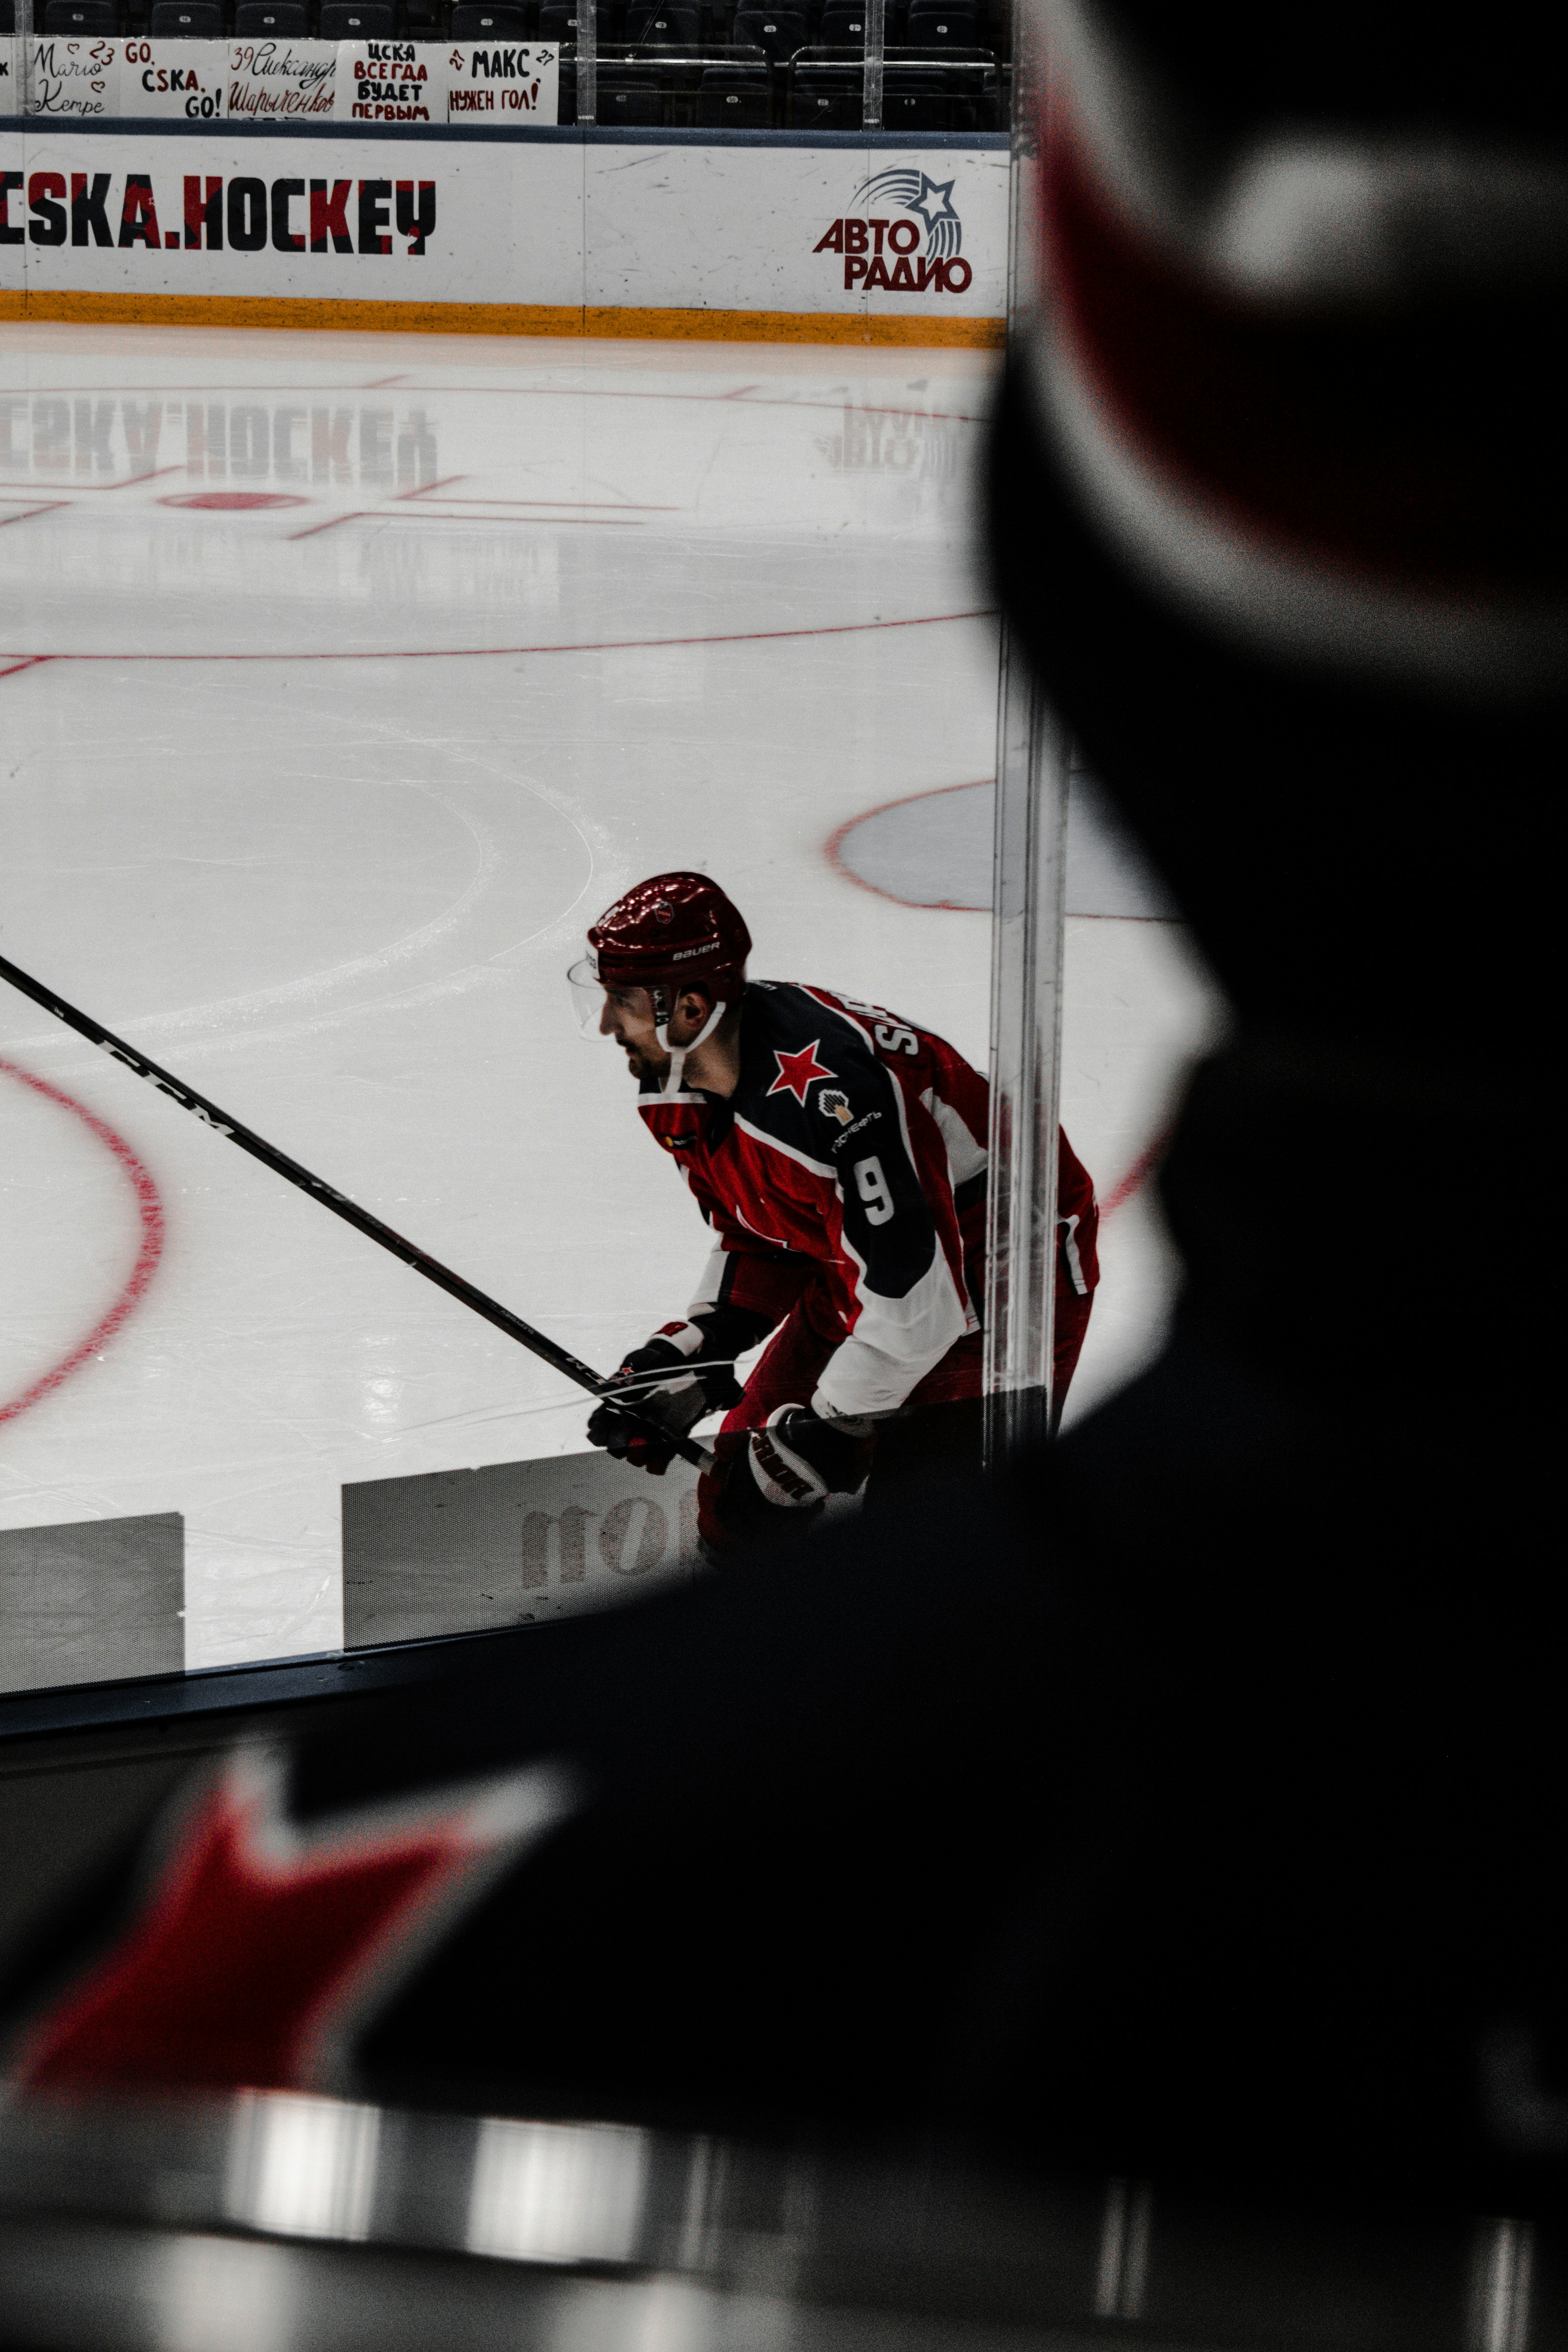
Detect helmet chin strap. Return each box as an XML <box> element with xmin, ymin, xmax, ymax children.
<box><xmin>658</xmin><ymin>998</ymin><xmax>726</xmax><ymax>1097</ymax></box>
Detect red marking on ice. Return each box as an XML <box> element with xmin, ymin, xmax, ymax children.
<box><xmin>0</xmin><ymin>610</ymin><xmax>992</xmax><ymax>666</ymax></box>
<box><xmin>0</xmin><ymin>654</ymin><xmax>56</xmax><ymax>678</ymax></box>
<box><xmin>0</xmin><ymin>384</ymin><xmax>986</xmax><ymax>427</ymax></box>
<box><xmin>825</xmin><ymin>775</ymin><xmax>993</xmax><ymax>912</ymax></box>
<box><xmin>285</xmin><ymin>508</ymin><xmax>649</xmax><ymax>540</ymax></box>
<box><xmin>399</xmin><ymin>485</ymin><xmax>678</xmax><ymax>509</ymax></box>
<box><xmin>0</xmin><ymin>505</ymin><xmax>71</xmax><ymax>533</ymax></box>
<box><xmin>0</xmin><ymin>468</ymin><xmax>181</xmax><ymax>493</ymax></box>
<box><xmin>1098</xmin><ymin>1130</ymin><xmax>1170</xmax><ymax>1219</ymax></box>
<box><xmin>826</xmin><ymin>782</ymin><xmax>1177</xmax><ymax>1223</ymax></box>
<box><xmin>0</xmin><ymin>1060</ymin><xmax>165</xmax><ymax>1428</ymax></box>
<box><xmin>160</xmin><ymin>492</ymin><xmax>310</xmax><ymax>512</ymax></box>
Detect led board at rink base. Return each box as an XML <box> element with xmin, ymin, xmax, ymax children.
<box><xmin>0</xmin><ymin>107</ymin><xmax>1007</xmax><ymax>342</ymax></box>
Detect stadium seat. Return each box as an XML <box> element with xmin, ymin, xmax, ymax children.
<box><xmin>902</xmin><ymin>0</ymin><xmax>979</xmax><ymax>42</ymax></box>
<box><xmin>903</xmin><ymin>13</ymin><xmax>980</xmax><ymax>45</ymax></box>
<box><xmin>881</xmin><ymin>64</ymin><xmax>959</xmax><ymax>127</ymax></box>
<box><xmin>451</xmin><ymin>0</ymin><xmax>527</xmax><ymax>26</ymax></box>
<box><xmin>0</xmin><ymin>0</ymin><xmax>15</xmax><ymax>28</ymax></box>
<box><xmin>731</xmin><ymin>3</ymin><xmax>805</xmax><ymax>59</ymax></box>
<box><xmin>401</xmin><ymin>0</ymin><xmax>447</xmax><ymax>29</ymax></box>
<box><xmin>597</xmin><ymin>58</ymin><xmax>663</xmax><ymax>119</ymax></box>
<box><xmin>42</xmin><ymin>0</ymin><xmax>119</xmax><ymax>27</ymax></box>
<box><xmin>696</xmin><ymin>60</ymin><xmax>768</xmax><ymax>122</ymax></box>
<box><xmin>233</xmin><ymin>0</ymin><xmax>308</xmax><ymax>27</ymax></box>
<box><xmin>149</xmin><ymin>0</ymin><xmax>222</xmax><ymax>25</ymax></box>
<box><xmin>624</xmin><ymin>0</ymin><xmax>700</xmax><ymax>42</ymax></box>
<box><xmin>533</xmin><ymin>0</ymin><xmax>577</xmax><ymax>34</ymax></box>
<box><xmin>788</xmin><ymin>58</ymin><xmax>859</xmax><ymax>123</ymax></box>
<box><xmin>815</xmin><ymin>2</ymin><xmax>864</xmax><ymax>42</ymax></box>
<box><xmin>321</xmin><ymin>0</ymin><xmax>395</xmax><ymax>27</ymax></box>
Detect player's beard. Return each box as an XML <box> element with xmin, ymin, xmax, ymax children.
<box><xmin>621</xmin><ymin>1037</ymin><xmax>670</xmax><ymax>1083</ymax></box>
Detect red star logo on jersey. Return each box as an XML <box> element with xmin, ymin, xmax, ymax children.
<box><xmin>10</xmin><ymin>1749</ymin><xmax>576</xmax><ymax>2094</ymax></box>
<box><xmin>767</xmin><ymin>1039</ymin><xmax>834</xmax><ymax>1106</ymax></box>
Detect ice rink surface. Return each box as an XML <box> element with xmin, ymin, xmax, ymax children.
<box><xmin>0</xmin><ymin>324</ymin><xmax>1224</xmax><ymax>1671</ymax></box>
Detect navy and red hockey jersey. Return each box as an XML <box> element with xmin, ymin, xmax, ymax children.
<box><xmin>639</xmin><ymin>980</ymin><xmax>1098</xmax><ymax>1419</ymax></box>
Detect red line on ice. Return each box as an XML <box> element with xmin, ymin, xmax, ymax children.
<box><xmin>0</xmin><ymin>504</ymin><xmax>72</xmax><ymax>532</ymax></box>
<box><xmin>0</xmin><ymin>610</ymin><xmax>994</xmax><ymax>667</ymax></box>
<box><xmin>825</xmin><ymin>775</ymin><xmax>993</xmax><ymax>911</ymax></box>
<box><xmin>284</xmin><ymin>508</ymin><xmax>651</xmax><ymax>539</ymax></box>
<box><xmin>3</xmin><ymin>385</ymin><xmax>986</xmax><ymax>425</ymax></box>
<box><xmin>825</xmin><ymin>782</ymin><xmax>1174</xmax><ymax>1220</ymax></box>
<box><xmin>1098</xmin><ymin>1131</ymin><xmax>1170</xmax><ymax>1219</ymax></box>
<box><xmin>0</xmin><ymin>1060</ymin><xmax>165</xmax><ymax>1428</ymax></box>
<box><xmin>0</xmin><ymin>467</ymin><xmax>181</xmax><ymax>493</ymax></box>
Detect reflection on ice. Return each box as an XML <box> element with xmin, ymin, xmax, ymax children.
<box><xmin>153</xmin><ymin>2230</ymin><xmax>300</xmax><ymax>2352</ymax></box>
<box><xmin>0</xmin><ymin>395</ymin><xmax>440</xmax><ymax>490</ymax></box>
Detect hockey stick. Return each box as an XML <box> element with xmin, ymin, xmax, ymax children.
<box><xmin>0</xmin><ymin>949</ymin><xmax>714</xmax><ymax>1472</ymax></box>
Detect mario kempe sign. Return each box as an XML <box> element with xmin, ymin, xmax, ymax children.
<box><xmin>813</xmin><ymin>166</ymin><xmax>974</xmax><ymax>295</ymax></box>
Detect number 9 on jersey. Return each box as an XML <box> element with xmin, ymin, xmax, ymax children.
<box><xmin>854</xmin><ymin>1155</ymin><xmax>895</xmax><ymax>1225</ymax></box>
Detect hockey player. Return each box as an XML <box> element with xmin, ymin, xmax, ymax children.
<box><xmin>569</xmin><ymin>872</ymin><xmax>1097</xmax><ymax>1549</ymax></box>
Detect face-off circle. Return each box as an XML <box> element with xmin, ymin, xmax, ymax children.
<box><xmin>0</xmin><ymin>1061</ymin><xmax>165</xmax><ymax>1427</ymax></box>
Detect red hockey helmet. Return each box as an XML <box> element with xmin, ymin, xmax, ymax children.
<box><xmin>582</xmin><ymin>873</ymin><xmax>751</xmax><ymax>1016</ymax></box>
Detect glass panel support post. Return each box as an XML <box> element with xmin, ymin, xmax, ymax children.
<box><xmin>862</xmin><ymin>0</ymin><xmax>884</xmax><ymax>129</ymax></box>
<box><xmin>576</xmin><ymin>0</ymin><xmax>597</xmax><ymax>125</ymax></box>
<box><xmin>983</xmin><ymin>637</ymin><xmax>1069</xmax><ymax>1467</ymax></box>
<box><xmin>982</xmin><ymin>0</ymin><xmax>1060</xmax><ymax>1469</ymax></box>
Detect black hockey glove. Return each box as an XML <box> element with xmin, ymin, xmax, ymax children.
<box><xmin>587</xmin><ymin>1338</ymin><xmax>744</xmax><ymax>1476</ymax></box>
<box><xmin>709</xmin><ymin>1406</ymin><xmax>876</xmax><ymax>1549</ymax></box>
<box><xmin>750</xmin><ymin>1406</ymin><xmax>873</xmax><ymax>1502</ymax></box>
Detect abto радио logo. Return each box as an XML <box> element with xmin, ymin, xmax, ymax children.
<box><xmin>812</xmin><ymin>167</ymin><xmax>972</xmax><ymax>294</ymax></box>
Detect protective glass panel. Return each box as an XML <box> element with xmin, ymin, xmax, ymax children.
<box><xmin>562</xmin><ymin>0</ymin><xmax>1011</xmax><ymax>135</ymax></box>
<box><xmin>983</xmin><ymin>0</ymin><xmax>1227</xmax><ymax>1459</ymax></box>
<box><xmin>0</xmin><ymin>0</ymin><xmax>1215</xmax><ymax>1714</ymax></box>
<box><xmin>0</xmin><ymin>287</ymin><xmax>1002</xmax><ymax>1700</ymax></box>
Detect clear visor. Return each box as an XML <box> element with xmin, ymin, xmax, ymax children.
<box><xmin>566</xmin><ymin>955</ymin><xmax>603</xmax><ymax>1037</ymax></box>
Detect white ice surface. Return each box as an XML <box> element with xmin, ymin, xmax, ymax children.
<box><xmin>0</xmin><ymin>324</ymin><xmax>1224</xmax><ymax>1672</ymax></box>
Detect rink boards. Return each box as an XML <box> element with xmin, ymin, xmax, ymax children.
<box><xmin>0</xmin><ymin>110</ymin><xmax>1008</xmax><ymax>343</ymax></box>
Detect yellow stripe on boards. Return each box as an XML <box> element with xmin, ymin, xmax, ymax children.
<box><xmin>0</xmin><ymin>289</ymin><xmax>1004</xmax><ymax>347</ymax></box>
<box><xmin>581</xmin><ymin>305</ymin><xmax>1003</xmax><ymax>348</ymax></box>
